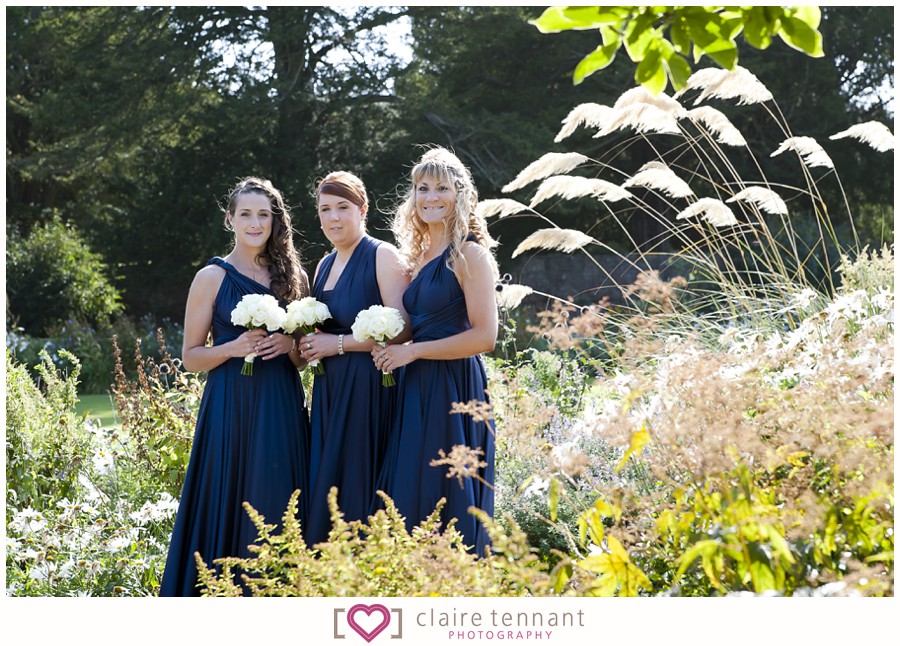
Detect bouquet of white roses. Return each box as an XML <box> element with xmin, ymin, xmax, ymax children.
<box><xmin>351</xmin><ymin>305</ymin><xmax>405</xmax><ymax>386</ymax></box>
<box><xmin>284</xmin><ymin>297</ymin><xmax>332</xmax><ymax>375</ymax></box>
<box><xmin>230</xmin><ymin>293</ymin><xmax>288</xmax><ymax>376</ymax></box>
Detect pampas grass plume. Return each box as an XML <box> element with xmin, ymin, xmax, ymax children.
<box><xmin>829</xmin><ymin>121</ymin><xmax>895</xmax><ymax>153</ymax></box>
<box><xmin>502</xmin><ymin>152</ymin><xmax>590</xmax><ymax>193</ymax></box>
<box><xmin>622</xmin><ymin>161</ymin><xmax>694</xmax><ymax>198</ymax></box>
<box><xmin>529</xmin><ymin>175</ymin><xmax>632</xmax><ymax>208</ymax></box>
<box><xmin>512</xmin><ymin>228</ymin><xmax>593</xmax><ymax>258</ymax></box>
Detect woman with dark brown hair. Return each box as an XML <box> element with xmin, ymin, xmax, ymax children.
<box><xmin>298</xmin><ymin>170</ymin><xmax>410</xmax><ymax>547</ymax></box>
<box><xmin>160</xmin><ymin>177</ymin><xmax>311</xmax><ymax>596</ymax></box>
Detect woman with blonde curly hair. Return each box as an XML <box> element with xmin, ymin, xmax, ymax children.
<box><xmin>160</xmin><ymin>176</ymin><xmax>311</xmax><ymax>595</ymax></box>
<box><xmin>373</xmin><ymin>147</ymin><xmax>498</xmax><ymax>555</ymax></box>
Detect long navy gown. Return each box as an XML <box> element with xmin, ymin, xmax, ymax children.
<box><xmin>377</xmin><ymin>240</ymin><xmax>496</xmax><ymax>555</ymax></box>
<box><xmin>159</xmin><ymin>257</ymin><xmax>310</xmax><ymax>596</ymax></box>
<box><xmin>304</xmin><ymin>235</ymin><xmax>398</xmax><ymax>547</ymax></box>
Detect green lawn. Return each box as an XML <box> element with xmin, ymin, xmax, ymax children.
<box><xmin>75</xmin><ymin>393</ymin><xmax>119</xmax><ymax>430</ymax></box>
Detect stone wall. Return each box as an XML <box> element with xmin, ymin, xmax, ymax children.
<box><xmin>500</xmin><ymin>250</ymin><xmax>692</xmax><ymax>310</ymax></box>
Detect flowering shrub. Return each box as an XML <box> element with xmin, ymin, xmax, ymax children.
<box><xmin>6</xmin><ymin>350</ymin><xmax>182</xmax><ymax>596</ymax></box>
<box><xmin>198</xmin><ymin>489</ymin><xmax>550</xmax><ymax>597</ymax></box>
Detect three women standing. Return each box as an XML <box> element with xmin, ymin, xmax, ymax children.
<box><xmin>160</xmin><ymin>177</ymin><xmax>310</xmax><ymax>596</ymax></box>
<box><xmin>298</xmin><ymin>171</ymin><xmax>410</xmax><ymax>547</ymax></box>
<box><xmin>162</xmin><ymin>149</ymin><xmax>498</xmax><ymax>596</ymax></box>
<box><xmin>373</xmin><ymin>147</ymin><xmax>499</xmax><ymax>555</ymax></box>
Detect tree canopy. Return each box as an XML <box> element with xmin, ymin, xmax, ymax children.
<box><xmin>5</xmin><ymin>6</ymin><xmax>893</xmax><ymax>333</ymax></box>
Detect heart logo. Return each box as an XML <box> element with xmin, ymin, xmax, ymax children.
<box><xmin>346</xmin><ymin>603</ymin><xmax>391</xmax><ymax>643</ymax></box>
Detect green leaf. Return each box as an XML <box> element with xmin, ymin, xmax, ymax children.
<box><xmin>577</xmin><ymin>506</ymin><xmax>606</xmax><ymax>547</ymax></box>
<box><xmin>548</xmin><ymin>476</ymin><xmax>560</xmax><ymax>521</ymax></box>
<box><xmin>664</xmin><ymin>51</ymin><xmax>692</xmax><ymax>91</ymax></box>
<box><xmin>670</xmin><ymin>16</ymin><xmax>691</xmax><ymax>55</ymax></box>
<box><xmin>636</xmin><ymin>46</ymin><xmax>667</xmax><ymax>95</ymax></box>
<box><xmin>742</xmin><ymin>5</ymin><xmax>780</xmax><ymax>49</ymax></box>
<box><xmin>702</xmin><ymin>37</ymin><xmax>738</xmax><ymax>69</ymax></box>
<box><xmin>573</xmin><ymin>42</ymin><xmax>621</xmax><ymax>85</ymax></box>
<box><xmin>550</xmin><ymin>560</ymin><xmax>573</xmax><ymax>594</ymax></box>
<box><xmin>530</xmin><ymin>5</ymin><xmax>629</xmax><ymax>33</ymax></box>
<box><xmin>791</xmin><ymin>5</ymin><xmax>822</xmax><ymax>30</ymax></box>
<box><xmin>624</xmin><ymin>10</ymin><xmax>659</xmax><ymax>61</ymax></box>
<box><xmin>675</xmin><ymin>539</ymin><xmax>721</xmax><ymax>581</ymax></box>
<box><xmin>615</xmin><ymin>424</ymin><xmax>651</xmax><ymax>472</ymax></box>
<box><xmin>779</xmin><ymin>16</ymin><xmax>824</xmax><ymax>57</ymax></box>
<box><xmin>529</xmin><ymin>7</ymin><xmax>579</xmax><ymax>34</ymax></box>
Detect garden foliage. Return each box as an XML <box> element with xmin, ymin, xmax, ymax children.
<box><xmin>5</xmin><ymin>64</ymin><xmax>893</xmax><ymax>597</ymax></box>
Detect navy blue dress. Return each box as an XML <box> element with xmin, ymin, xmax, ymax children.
<box><xmin>377</xmin><ymin>240</ymin><xmax>496</xmax><ymax>555</ymax></box>
<box><xmin>304</xmin><ymin>236</ymin><xmax>398</xmax><ymax>547</ymax></box>
<box><xmin>159</xmin><ymin>257</ymin><xmax>310</xmax><ymax>596</ymax></box>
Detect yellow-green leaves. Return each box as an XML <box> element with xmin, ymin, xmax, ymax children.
<box><xmin>615</xmin><ymin>423</ymin><xmax>651</xmax><ymax>472</ymax></box>
<box><xmin>578</xmin><ymin>535</ymin><xmax>653</xmax><ymax>596</ymax></box>
<box><xmin>532</xmin><ymin>5</ymin><xmax>825</xmax><ymax>94</ymax></box>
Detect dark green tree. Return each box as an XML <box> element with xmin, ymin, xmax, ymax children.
<box><xmin>6</xmin><ymin>6</ymin><xmax>410</xmax><ymax>325</ymax></box>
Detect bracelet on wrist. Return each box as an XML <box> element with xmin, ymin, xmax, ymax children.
<box><xmin>337</xmin><ymin>334</ymin><xmax>345</xmax><ymax>356</ymax></box>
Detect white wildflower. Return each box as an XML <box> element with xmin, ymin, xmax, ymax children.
<box><xmin>676</xmin><ymin>198</ymin><xmax>739</xmax><ymax>227</ymax></box>
<box><xmin>105</xmin><ymin>535</ymin><xmax>131</xmax><ymax>553</ymax></box>
<box><xmin>684</xmin><ymin>106</ymin><xmax>747</xmax><ymax>146</ymax></box>
<box><xmin>550</xmin><ymin>440</ymin><xmax>583</xmax><ymax>475</ymax></box>
<box><xmin>792</xmin><ymin>288</ymin><xmax>820</xmax><ymax>310</ymax></box>
<box><xmin>610</xmin><ymin>370</ymin><xmax>635</xmax><ymax>397</ymax></box>
<box><xmin>476</xmin><ymin>198</ymin><xmax>532</xmax><ymax>219</ymax></box>
<box><xmin>80</xmin><ymin>503</ymin><xmax>99</xmax><ymax>517</ymax></box>
<box><xmin>511</xmin><ymin>228</ymin><xmax>594</xmax><ymax>258</ymax></box>
<box><xmin>502</xmin><ymin>152</ymin><xmax>591</xmax><ymax>193</ymax></box>
<box><xmin>29</xmin><ymin>562</ymin><xmax>56</xmax><ymax>583</ymax></box>
<box><xmin>529</xmin><ymin>175</ymin><xmax>632</xmax><ymax>208</ymax></box>
<box><xmin>496</xmin><ymin>283</ymin><xmax>533</xmax><ymax>310</ymax></box>
<box><xmin>763</xmin><ymin>332</ymin><xmax>784</xmax><ymax>357</ymax></box>
<box><xmin>870</xmin><ymin>287</ymin><xmax>894</xmax><ymax>313</ymax></box>
<box><xmin>829</xmin><ymin>121</ymin><xmax>894</xmax><ymax>152</ymax></box>
<box><xmin>718</xmin><ymin>362</ymin><xmax>753</xmax><ymax>380</ymax></box>
<box><xmin>826</xmin><ymin>290</ymin><xmax>869</xmax><ymax>325</ymax></box>
<box><xmin>555</xmin><ymin>103</ymin><xmax>614</xmax><ymax>142</ymax></box>
<box><xmin>92</xmin><ymin>448</ymin><xmax>115</xmax><ymax>475</ymax></box>
<box><xmin>677</xmin><ymin>65</ymin><xmax>774</xmax><ymax>106</ymax></box>
<box><xmin>622</xmin><ymin>162</ymin><xmax>694</xmax><ymax>198</ymax></box>
<box><xmin>771</xmin><ymin>136</ymin><xmax>834</xmax><ymax>169</ymax></box>
<box><xmin>11</xmin><ymin>508</ymin><xmax>46</xmax><ymax>535</ymax></box>
<box><xmin>726</xmin><ymin>186</ymin><xmax>788</xmax><ymax>216</ymax></box>
<box><xmin>522</xmin><ymin>477</ymin><xmax>550</xmax><ymax>499</ymax></box>
<box><xmin>22</xmin><ymin>548</ymin><xmax>43</xmax><ymax>562</ymax></box>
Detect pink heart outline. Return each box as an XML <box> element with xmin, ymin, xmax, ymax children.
<box><xmin>346</xmin><ymin>603</ymin><xmax>391</xmax><ymax>643</ymax></box>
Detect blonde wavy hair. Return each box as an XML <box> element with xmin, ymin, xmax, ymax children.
<box><xmin>391</xmin><ymin>147</ymin><xmax>498</xmax><ymax>281</ymax></box>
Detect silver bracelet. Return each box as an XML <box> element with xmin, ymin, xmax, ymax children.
<box><xmin>337</xmin><ymin>334</ymin><xmax>345</xmax><ymax>356</ymax></box>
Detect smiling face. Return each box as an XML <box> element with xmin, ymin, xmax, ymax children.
<box><xmin>227</xmin><ymin>191</ymin><xmax>274</xmax><ymax>250</ymax></box>
<box><xmin>415</xmin><ymin>173</ymin><xmax>457</xmax><ymax>226</ymax></box>
<box><xmin>318</xmin><ymin>192</ymin><xmax>366</xmax><ymax>249</ymax></box>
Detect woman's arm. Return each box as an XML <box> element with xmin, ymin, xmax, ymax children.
<box><xmin>374</xmin><ymin>242</ymin><xmax>497</xmax><ymax>371</ymax></box>
<box><xmin>181</xmin><ymin>265</ymin><xmax>268</xmax><ymax>373</ymax></box>
<box><xmin>376</xmin><ymin>242</ymin><xmax>413</xmax><ymax>345</ymax></box>
<box><xmin>299</xmin><ymin>243</ymin><xmax>412</xmax><ymax>362</ymax></box>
